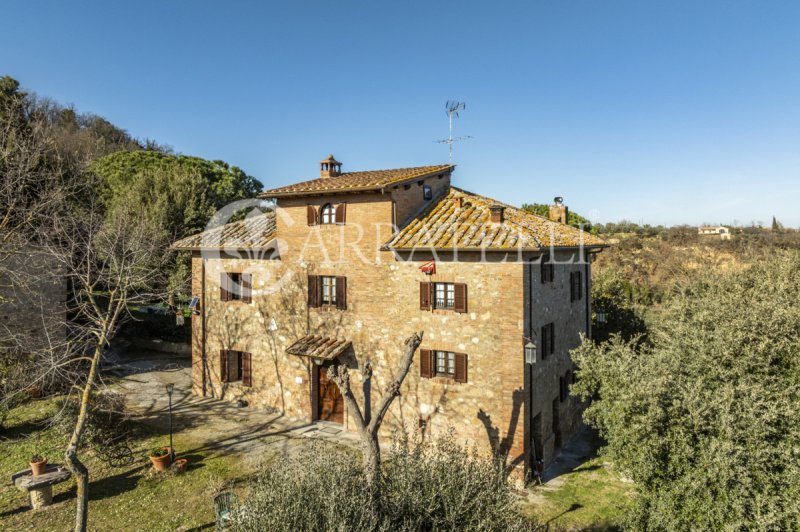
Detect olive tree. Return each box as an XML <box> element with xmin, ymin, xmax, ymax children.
<box><xmin>572</xmin><ymin>251</ymin><xmax>800</xmax><ymax>530</ymax></box>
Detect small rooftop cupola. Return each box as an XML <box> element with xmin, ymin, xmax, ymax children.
<box><xmin>320</xmin><ymin>154</ymin><xmax>342</xmax><ymax>178</ymax></box>
<box><xmin>549</xmin><ymin>196</ymin><xmax>569</xmax><ymax>224</ymax></box>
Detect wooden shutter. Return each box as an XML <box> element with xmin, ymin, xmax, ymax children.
<box><xmin>539</xmin><ymin>325</ymin><xmax>550</xmax><ymax>360</ymax></box>
<box><xmin>242</xmin><ymin>352</ymin><xmax>252</xmax><ymax>386</ymax></box>
<box><xmin>335</xmin><ymin>276</ymin><xmax>347</xmax><ymax>310</ymax></box>
<box><xmin>549</xmin><ymin>323</ymin><xmax>555</xmax><ymax>355</ymax></box>
<box><xmin>419</xmin><ymin>282</ymin><xmax>432</xmax><ymax>310</ymax></box>
<box><xmin>241</xmin><ymin>273</ymin><xmax>252</xmax><ymax>304</ymax></box>
<box><xmin>454</xmin><ymin>353</ymin><xmax>468</xmax><ymax>383</ymax></box>
<box><xmin>335</xmin><ymin>203</ymin><xmax>346</xmax><ymax>224</ymax></box>
<box><xmin>454</xmin><ymin>283</ymin><xmax>468</xmax><ymax>313</ymax></box>
<box><xmin>307</xmin><ymin>275</ymin><xmax>319</xmax><ymax>308</ymax></box>
<box><xmin>569</xmin><ymin>272</ymin><xmax>576</xmax><ymax>301</ymax></box>
<box><xmin>220</xmin><ymin>350</ymin><xmax>229</xmax><ymax>382</ymax></box>
<box><xmin>419</xmin><ymin>349</ymin><xmax>432</xmax><ymax>378</ymax></box>
<box><xmin>220</xmin><ymin>273</ymin><xmax>229</xmax><ymax>302</ymax></box>
<box><xmin>540</xmin><ymin>255</ymin><xmax>549</xmax><ymax>283</ymax></box>
<box><xmin>307</xmin><ymin>205</ymin><xmax>317</xmax><ymax>226</ymax></box>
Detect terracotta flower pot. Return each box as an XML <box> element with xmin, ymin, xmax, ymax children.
<box><xmin>30</xmin><ymin>458</ymin><xmax>48</xmax><ymax>476</ymax></box>
<box><xmin>149</xmin><ymin>448</ymin><xmax>172</xmax><ymax>472</ymax></box>
<box><xmin>172</xmin><ymin>458</ymin><xmax>188</xmax><ymax>473</ymax></box>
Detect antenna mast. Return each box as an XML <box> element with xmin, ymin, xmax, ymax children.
<box><xmin>436</xmin><ymin>100</ymin><xmax>472</xmax><ymax>163</ymax></box>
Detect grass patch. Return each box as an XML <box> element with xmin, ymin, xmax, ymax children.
<box><xmin>0</xmin><ymin>397</ymin><xmax>251</xmax><ymax>531</ymax></box>
<box><xmin>521</xmin><ymin>456</ymin><xmax>635</xmax><ymax>530</ymax></box>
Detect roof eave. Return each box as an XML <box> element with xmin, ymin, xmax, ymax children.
<box><xmin>381</xmin><ymin>244</ymin><xmax>608</xmax><ymax>253</ymax></box>
<box><xmin>260</xmin><ymin>166</ymin><xmax>454</xmax><ymax>199</ymax></box>
<box><xmin>170</xmin><ymin>236</ymin><xmax>279</xmax><ymax>253</ymax></box>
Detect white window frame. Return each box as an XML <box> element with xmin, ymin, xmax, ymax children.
<box><xmin>320</xmin><ymin>276</ymin><xmax>337</xmax><ymax>306</ymax></box>
<box><xmin>434</xmin><ymin>283</ymin><xmax>455</xmax><ymax>309</ymax></box>
<box><xmin>321</xmin><ymin>203</ymin><xmax>335</xmax><ymax>224</ymax></box>
<box><xmin>435</xmin><ymin>351</ymin><xmax>455</xmax><ymax>377</ymax></box>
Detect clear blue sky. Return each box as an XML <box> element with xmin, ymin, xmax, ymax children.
<box><xmin>3</xmin><ymin>1</ymin><xmax>799</xmax><ymax>226</ymax></box>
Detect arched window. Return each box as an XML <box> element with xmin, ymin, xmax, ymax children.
<box><xmin>321</xmin><ymin>203</ymin><xmax>335</xmax><ymax>224</ymax></box>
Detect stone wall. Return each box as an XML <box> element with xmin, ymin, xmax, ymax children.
<box><xmin>523</xmin><ymin>251</ymin><xmax>590</xmax><ymax>467</ymax></box>
<box><xmin>189</xmin><ymin>185</ymin><xmax>593</xmax><ymax>477</ymax></box>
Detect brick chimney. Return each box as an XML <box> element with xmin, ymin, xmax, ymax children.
<box><xmin>320</xmin><ymin>154</ymin><xmax>342</xmax><ymax>178</ymax></box>
<box><xmin>549</xmin><ymin>197</ymin><xmax>569</xmax><ymax>224</ymax></box>
<box><xmin>490</xmin><ymin>205</ymin><xmax>505</xmax><ymax>224</ymax></box>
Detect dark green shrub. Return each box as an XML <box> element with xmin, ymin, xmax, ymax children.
<box><xmin>232</xmin><ymin>432</ymin><xmax>536</xmax><ymax>532</ymax></box>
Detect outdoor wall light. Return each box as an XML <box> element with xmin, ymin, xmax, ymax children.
<box><xmin>524</xmin><ymin>340</ymin><xmax>537</xmax><ymax>365</ymax></box>
<box><xmin>597</xmin><ymin>307</ymin><xmax>607</xmax><ymax>324</ymax></box>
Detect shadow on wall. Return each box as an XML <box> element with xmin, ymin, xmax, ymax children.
<box><xmin>477</xmin><ymin>387</ymin><xmax>525</xmax><ymax>475</ymax></box>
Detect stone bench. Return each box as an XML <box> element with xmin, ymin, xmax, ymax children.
<box><xmin>11</xmin><ymin>464</ymin><xmax>71</xmax><ymax>509</ymax></box>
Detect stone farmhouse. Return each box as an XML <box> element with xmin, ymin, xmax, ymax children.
<box><xmin>698</xmin><ymin>225</ymin><xmax>732</xmax><ymax>240</ymax></box>
<box><xmin>172</xmin><ymin>155</ymin><xmax>605</xmax><ymax>476</ymax></box>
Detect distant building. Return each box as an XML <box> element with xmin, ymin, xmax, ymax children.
<box><xmin>698</xmin><ymin>226</ymin><xmax>731</xmax><ymax>240</ymax></box>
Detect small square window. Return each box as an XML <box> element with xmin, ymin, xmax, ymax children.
<box><xmin>435</xmin><ymin>351</ymin><xmax>455</xmax><ymax>377</ymax></box>
<box><xmin>320</xmin><ymin>276</ymin><xmax>337</xmax><ymax>305</ymax></box>
<box><xmin>434</xmin><ymin>283</ymin><xmax>455</xmax><ymax>309</ymax></box>
<box><xmin>423</xmin><ymin>185</ymin><xmax>432</xmax><ymax>200</ymax></box>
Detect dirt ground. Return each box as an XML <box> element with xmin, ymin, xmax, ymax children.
<box><xmin>107</xmin><ymin>345</ymin><xmax>359</xmax><ymax>468</ymax></box>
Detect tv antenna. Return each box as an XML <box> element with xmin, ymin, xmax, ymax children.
<box><xmin>436</xmin><ymin>100</ymin><xmax>472</xmax><ymax>163</ymax></box>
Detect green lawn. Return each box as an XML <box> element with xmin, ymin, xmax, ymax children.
<box><xmin>521</xmin><ymin>456</ymin><xmax>635</xmax><ymax>530</ymax></box>
<box><xmin>2</xmin><ymin>398</ymin><xmax>634</xmax><ymax>531</ymax></box>
<box><xmin>0</xmin><ymin>398</ymin><xmax>249</xmax><ymax>531</ymax></box>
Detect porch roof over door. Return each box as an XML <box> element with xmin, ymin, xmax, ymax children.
<box><xmin>286</xmin><ymin>335</ymin><xmax>351</xmax><ymax>361</ymax></box>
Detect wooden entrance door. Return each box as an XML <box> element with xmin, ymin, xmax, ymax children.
<box><xmin>317</xmin><ymin>366</ymin><xmax>344</xmax><ymax>423</ymax></box>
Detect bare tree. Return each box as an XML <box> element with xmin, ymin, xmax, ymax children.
<box><xmin>37</xmin><ymin>190</ymin><xmax>167</xmax><ymax>532</ymax></box>
<box><xmin>2</xmin><ymin>77</ymin><xmax>169</xmax><ymax>531</ymax></box>
<box><xmin>327</xmin><ymin>331</ymin><xmax>424</xmax><ymax>487</ymax></box>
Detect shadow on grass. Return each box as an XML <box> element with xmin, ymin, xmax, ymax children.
<box><xmin>89</xmin><ymin>463</ymin><xmax>147</xmax><ymax>501</ymax></box>
<box><xmin>0</xmin><ymin>484</ymin><xmax>77</xmax><ymax>518</ymax></box>
<box><xmin>0</xmin><ymin>419</ymin><xmax>53</xmax><ymax>440</ymax></box>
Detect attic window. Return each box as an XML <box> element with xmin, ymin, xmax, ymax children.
<box><xmin>321</xmin><ymin>203</ymin><xmax>335</xmax><ymax>224</ymax></box>
<box><xmin>423</xmin><ymin>185</ymin><xmax>432</xmax><ymax>200</ymax></box>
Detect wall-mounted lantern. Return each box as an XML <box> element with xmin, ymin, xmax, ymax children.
<box><xmin>596</xmin><ymin>307</ymin><xmax>607</xmax><ymax>324</ymax></box>
<box><xmin>524</xmin><ymin>340</ymin><xmax>537</xmax><ymax>365</ymax></box>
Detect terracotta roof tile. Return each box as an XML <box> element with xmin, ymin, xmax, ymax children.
<box><xmin>384</xmin><ymin>188</ymin><xmax>605</xmax><ymax>251</ymax></box>
<box><xmin>171</xmin><ymin>212</ymin><xmax>277</xmax><ymax>250</ymax></box>
<box><xmin>286</xmin><ymin>335</ymin><xmax>351</xmax><ymax>361</ymax></box>
<box><xmin>261</xmin><ymin>165</ymin><xmax>453</xmax><ymax>197</ymax></box>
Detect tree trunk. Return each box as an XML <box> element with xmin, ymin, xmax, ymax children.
<box><xmin>327</xmin><ymin>331</ymin><xmax>423</xmax><ymax>487</ymax></box>
<box><xmin>360</xmin><ymin>430</ymin><xmax>382</xmax><ymax>489</ymax></box>
<box><xmin>64</xmin><ymin>338</ymin><xmax>104</xmax><ymax>532</ymax></box>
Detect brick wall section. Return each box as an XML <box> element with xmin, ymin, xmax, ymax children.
<box><xmin>191</xmin><ymin>252</ymin><xmax>204</xmax><ymax>395</ymax></box>
<box><xmin>523</xmin><ymin>251</ymin><xmax>589</xmax><ymax>466</ymax></box>
<box><xmin>189</xmin><ymin>181</ymin><xmax>591</xmax><ymax>477</ymax></box>
<box><xmin>391</xmin><ymin>172</ymin><xmax>451</xmax><ymax>227</ymax></box>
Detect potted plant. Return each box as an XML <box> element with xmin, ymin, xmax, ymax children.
<box><xmin>172</xmin><ymin>458</ymin><xmax>188</xmax><ymax>473</ymax></box>
<box><xmin>30</xmin><ymin>454</ymin><xmax>48</xmax><ymax>476</ymax></box>
<box><xmin>149</xmin><ymin>447</ymin><xmax>171</xmax><ymax>472</ymax></box>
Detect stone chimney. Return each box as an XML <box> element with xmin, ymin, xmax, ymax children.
<box><xmin>320</xmin><ymin>154</ymin><xmax>342</xmax><ymax>178</ymax></box>
<box><xmin>490</xmin><ymin>205</ymin><xmax>505</xmax><ymax>224</ymax></box>
<box><xmin>549</xmin><ymin>197</ymin><xmax>569</xmax><ymax>224</ymax></box>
